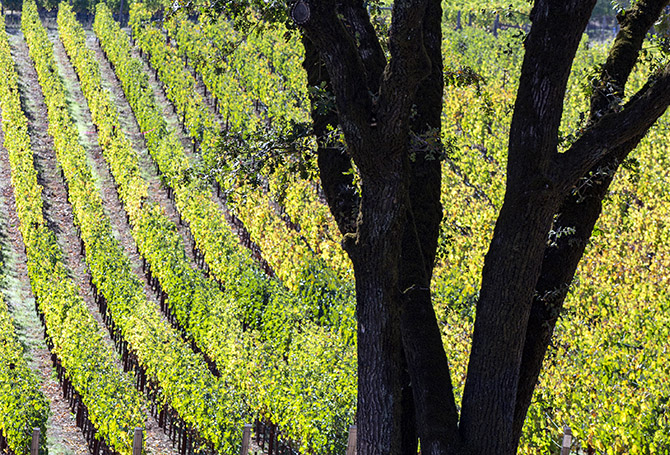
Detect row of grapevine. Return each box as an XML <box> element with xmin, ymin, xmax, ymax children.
<box><xmin>156</xmin><ymin>10</ymin><xmax>260</xmax><ymax>135</ymax></box>
<box><xmin>93</xmin><ymin>2</ymin><xmax>268</xmax><ymax>374</ymax></box>
<box><xmin>131</xmin><ymin>10</ymin><xmax>215</xmax><ymax>147</ymax></box>
<box><xmin>0</xmin><ymin>288</ymin><xmax>48</xmax><ymax>455</ymax></box>
<box><xmin>172</xmin><ymin>12</ymin><xmax>352</xmax><ymax>283</ymax></box>
<box><xmin>103</xmin><ymin>1</ymin><xmax>353</xmax><ymax>343</ymax></box>
<box><xmin>165</xmin><ymin>12</ymin><xmax>308</xmax><ymax>127</ymax></box>
<box><xmin>130</xmin><ymin>4</ymin><xmax>353</xmax><ymax>318</ymax></box>
<box><xmin>164</xmin><ymin>9</ymin><xmax>353</xmax><ymax>284</ymax></box>
<box><xmin>95</xmin><ymin>5</ymin><xmax>357</xmax><ymax>451</ymax></box>
<box><xmin>1</xmin><ymin>4</ymin><xmax>147</xmax><ymax>454</ymax></box>
<box><xmin>31</xmin><ymin>2</ymin><xmax>249</xmax><ymax>452</ymax></box>
<box><xmin>0</xmin><ymin>38</ymin><xmax>49</xmax><ymax>444</ymax></box>
<box><xmin>0</xmin><ymin>18</ymin><xmax>49</xmax><ymax>454</ymax></box>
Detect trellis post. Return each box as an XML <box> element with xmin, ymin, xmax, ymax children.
<box><xmin>132</xmin><ymin>428</ymin><xmax>143</xmax><ymax>455</ymax></box>
<box><xmin>240</xmin><ymin>424</ymin><xmax>252</xmax><ymax>455</ymax></box>
<box><xmin>561</xmin><ymin>426</ymin><xmax>572</xmax><ymax>455</ymax></box>
<box><xmin>30</xmin><ymin>428</ymin><xmax>40</xmax><ymax>455</ymax></box>
<box><xmin>346</xmin><ymin>425</ymin><xmax>357</xmax><ymax>455</ymax></box>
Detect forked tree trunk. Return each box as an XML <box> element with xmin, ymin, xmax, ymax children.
<box><xmin>295</xmin><ymin>0</ymin><xmax>670</xmax><ymax>454</ymax></box>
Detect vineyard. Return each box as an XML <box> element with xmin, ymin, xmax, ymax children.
<box><xmin>0</xmin><ymin>1</ymin><xmax>669</xmax><ymax>455</ymax></box>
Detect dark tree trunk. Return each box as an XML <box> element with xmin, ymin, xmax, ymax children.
<box><xmin>302</xmin><ymin>27</ymin><xmax>417</xmax><ymax>454</ymax></box>
<box><xmin>351</xmin><ymin>231</ymin><xmax>405</xmax><ymax>454</ymax></box>
<box><xmin>460</xmin><ymin>2</ymin><xmax>598</xmax><ymax>453</ymax></box>
<box><xmin>460</xmin><ymin>191</ymin><xmax>559</xmax><ymax>454</ymax></box>
<box><xmin>346</xmin><ymin>145</ymin><xmax>412</xmax><ymax>455</ymax></box>
<box><xmin>300</xmin><ymin>2</ymin><xmax>427</xmax><ymax>452</ymax></box>
<box><xmin>292</xmin><ymin>0</ymin><xmax>670</xmax><ymax>454</ymax></box>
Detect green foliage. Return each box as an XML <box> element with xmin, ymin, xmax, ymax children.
<box><xmin>442</xmin><ymin>0</ymin><xmax>532</xmax><ymax>29</ymax></box>
<box><xmin>0</xmin><ymin>91</ymin><xmax>49</xmax><ymax>451</ymax></box>
<box><xmin>4</xmin><ymin>1</ymin><xmax>669</xmax><ymax>452</ymax></box>
<box><xmin>56</xmin><ymin>4</ymin><xmax>249</xmax><ymax>451</ymax></box>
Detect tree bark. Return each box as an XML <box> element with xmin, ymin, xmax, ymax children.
<box><xmin>460</xmin><ymin>190</ymin><xmax>560</xmax><ymax>454</ymax></box>
<box><xmin>299</xmin><ymin>2</ymin><xmax>437</xmax><ymax>453</ymax></box>
<box><xmin>303</xmin><ymin>26</ymin><xmax>419</xmax><ymax>454</ymax></box>
<box><xmin>293</xmin><ymin>1</ymin><xmax>670</xmax><ymax>454</ymax></box>
<box><xmin>349</xmin><ymin>170</ymin><xmax>408</xmax><ymax>455</ymax></box>
<box><xmin>301</xmin><ymin>35</ymin><xmax>359</xmax><ymax>236</ymax></box>
<box><xmin>511</xmin><ymin>141</ymin><xmax>629</xmax><ymax>447</ymax></box>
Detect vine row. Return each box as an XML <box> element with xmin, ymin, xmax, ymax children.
<box><xmin>100</xmin><ymin>5</ymin><xmax>357</xmax><ymax>451</ymax></box>
<box><xmin>161</xmin><ymin>9</ymin><xmax>352</xmax><ymax>284</ymax></box>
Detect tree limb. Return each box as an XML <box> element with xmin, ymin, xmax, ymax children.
<box><xmin>375</xmin><ymin>0</ymin><xmax>431</xmax><ymax>147</ymax></box>
<box><xmin>299</xmin><ymin>2</ymin><xmax>376</xmax><ymax>155</ymax></box>
<box><xmin>459</xmin><ymin>3</ymin><xmax>597</xmax><ymax>453</ymax></box>
<box><xmin>513</xmin><ymin>1</ymin><xmax>670</xmax><ymax>446</ymax></box>
<box><xmin>506</xmin><ymin>0</ymin><xmax>598</xmax><ymax>189</ymax></box>
<box><xmin>557</xmin><ymin>63</ymin><xmax>670</xmax><ymax>190</ymax></box>
<box><xmin>340</xmin><ymin>0</ymin><xmax>387</xmax><ymax>93</ymax></box>
<box><xmin>398</xmin><ymin>2</ymin><xmax>463</xmax><ymax>453</ymax></box>
<box><xmin>511</xmin><ymin>135</ymin><xmax>646</xmax><ymax>449</ymax></box>
<box><xmin>301</xmin><ymin>35</ymin><xmax>360</xmax><ymax>236</ymax></box>
<box><xmin>589</xmin><ymin>0</ymin><xmax>670</xmax><ymax>120</ymax></box>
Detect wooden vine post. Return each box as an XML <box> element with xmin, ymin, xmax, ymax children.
<box><xmin>132</xmin><ymin>428</ymin><xmax>143</xmax><ymax>455</ymax></box>
<box><xmin>240</xmin><ymin>424</ymin><xmax>252</xmax><ymax>455</ymax></box>
<box><xmin>30</xmin><ymin>428</ymin><xmax>40</xmax><ymax>455</ymax></box>
<box><xmin>492</xmin><ymin>13</ymin><xmax>500</xmax><ymax>37</ymax></box>
<box><xmin>561</xmin><ymin>426</ymin><xmax>572</xmax><ymax>455</ymax></box>
<box><xmin>346</xmin><ymin>425</ymin><xmax>357</xmax><ymax>455</ymax></box>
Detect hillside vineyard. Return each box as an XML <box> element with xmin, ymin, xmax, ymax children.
<box><xmin>0</xmin><ymin>2</ymin><xmax>669</xmax><ymax>454</ymax></box>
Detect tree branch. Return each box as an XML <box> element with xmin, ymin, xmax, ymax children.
<box><xmin>511</xmin><ymin>136</ymin><xmax>646</xmax><ymax>449</ymax></box>
<box><xmin>340</xmin><ymin>0</ymin><xmax>387</xmax><ymax>93</ymax></box>
<box><xmin>298</xmin><ymin>2</ymin><xmax>376</xmax><ymax>155</ymax></box>
<box><xmin>300</xmin><ymin>0</ymin><xmax>433</xmax><ymax>178</ymax></box>
<box><xmin>301</xmin><ymin>35</ymin><xmax>360</xmax><ymax>236</ymax></box>
<box><xmin>589</xmin><ymin>0</ymin><xmax>670</xmax><ymax>120</ymax></box>
<box><xmin>557</xmin><ymin>63</ymin><xmax>670</xmax><ymax>190</ymax></box>
<box><xmin>505</xmin><ymin>0</ymin><xmax>597</xmax><ymax>188</ymax></box>
<box><xmin>459</xmin><ymin>3</ymin><xmax>597</xmax><ymax>453</ymax></box>
<box><xmin>398</xmin><ymin>2</ymin><xmax>463</xmax><ymax>453</ymax></box>
<box><xmin>375</xmin><ymin>0</ymin><xmax>431</xmax><ymax>145</ymax></box>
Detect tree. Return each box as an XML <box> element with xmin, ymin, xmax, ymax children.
<box><xmin>213</xmin><ymin>0</ymin><xmax>670</xmax><ymax>453</ymax></box>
